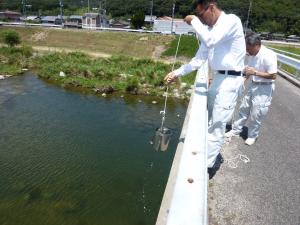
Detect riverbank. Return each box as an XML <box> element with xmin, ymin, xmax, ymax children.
<box><xmin>0</xmin><ymin>27</ymin><xmax>199</xmax><ymax>98</ymax></box>
<box><xmin>0</xmin><ymin>45</ymin><xmax>32</xmax><ymax>76</ymax></box>
<box><xmin>0</xmin><ymin>46</ymin><xmax>196</xmax><ymax>98</ymax></box>
<box><xmin>32</xmin><ymin>51</ymin><xmax>196</xmax><ymax>98</ymax></box>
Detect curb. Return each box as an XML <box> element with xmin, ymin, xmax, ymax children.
<box><xmin>278</xmin><ymin>70</ymin><xmax>300</xmax><ymax>88</ymax></box>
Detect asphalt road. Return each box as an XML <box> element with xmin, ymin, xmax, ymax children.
<box><xmin>208</xmin><ymin>76</ymin><xmax>300</xmax><ymax>225</ymax></box>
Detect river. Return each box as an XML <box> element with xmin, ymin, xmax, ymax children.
<box><xmin>0</xmin><ymin>73</ymin><xmax>187</xmax><ymax>225</ymax></box>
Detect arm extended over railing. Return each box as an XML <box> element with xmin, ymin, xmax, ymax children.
<box><xmin>156</xmin><ymin>61</ymin><xmax>209</xmax><ymax>225</ymax></box>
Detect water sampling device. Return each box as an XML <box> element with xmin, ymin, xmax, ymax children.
<box><xmin>151</xmin><ymin>34</ymin><xmax>182</xmax><ymax>151</ymax></box>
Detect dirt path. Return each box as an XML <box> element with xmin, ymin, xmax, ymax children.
<box><xmin>32</xmin><ymin>46</ymin><xmax>112</xmax><ymax>58</ymax></box>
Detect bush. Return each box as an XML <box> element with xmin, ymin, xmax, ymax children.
<box><xmin>126</xmin><ymin>76</ymin><xmax>139</xmax><ymax>92</ymax></box>
<box><xmin>20</xmin><ymin>45</ymin><xmax>33</xmax><ymax>58</ymax></box>
<box><xmin>3</xmin><ymin>30</ymin><xmax>21</xmax><ymax>47</ymax></box>
<box><xmin>131</xmin><ymin>12</ymin><xmax>145</xmax><ymax>29</ymax></box>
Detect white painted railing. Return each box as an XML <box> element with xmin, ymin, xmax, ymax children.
<box><xmin>156</xmin><ymin>61</ymin><xmax>209</xmax><ymax>225</ymax></box>
<box><xmin>277</xmin><ymin>53</ymin><xmax>300</xmax><ymax>76</ymax></box>
<box><xmin>264</xmin><ymin>46</ymin><xmax>300</xmax><ymax>77</ymax></box>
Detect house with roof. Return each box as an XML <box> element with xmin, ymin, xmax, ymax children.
<box><xmin>0</xmin><ymin>10</ymin><xmax>21</xmax><ymax>22</ymax></box>
<box><xmin>65</xmin><ymin>15</ymin><xmax>82</xmax><ymax>28</ymax></box>
<box><xmin>82</xmin><ymin>13</ymin><xmax>109</xmax><ymax>29</ymax></box>
<box><xmin>153</xmin><ymin>16</ymin><xmax>195</xmax><ymax>34</ymax></box>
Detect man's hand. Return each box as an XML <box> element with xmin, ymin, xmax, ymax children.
<box><xmin>244</xmin><ymin>66</ymin><xmax>256</xmax><ymax>79</ymax></box>
<box><xmin>164</xmin><ymin>72</ymin><xmax>177</xmax><ymax>84</ymax></box>
<box><xmin>184</xmin><ymin>15</ymin><xmax>195</xmax><ymax>25</ymax></box>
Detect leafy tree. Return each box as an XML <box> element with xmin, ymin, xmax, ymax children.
<box><xmin>131</xmin><ymin>11</ymin><xmax>145</xmax><ymax>29</ymax></box>
<box><xmin>3</xmin><ymin>30</ymin><xmax>21</xmax><ymax>47</ymax></box>
<box><xmin>290</xmin><ymin>18</ymin><xmax>300</xmax><ymax>35</ymax></box>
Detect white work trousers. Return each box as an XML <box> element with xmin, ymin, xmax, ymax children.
<box><xmin>207</xmin><ymin>74</ymin><xmax>244</xmax><ymax>168</ymax></box>
<box><xmin>232</xmin><ymin>82</ymin><xmax>274</xmax><ymax>139</ymax></box>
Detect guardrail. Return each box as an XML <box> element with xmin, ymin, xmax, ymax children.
<box><xmin>276</xmin><ymin>52</ymin><xmax>300</xmax><ymax>77</ymax></box>
<box><xmin>267</xmin><ymin>46</ymin><xmax>300</xmax><ymax>59</ymax></box>
<box><xmin>262</xmin><ymin>40</ymin><xmax>300</xmax><ymax>47</ymax></box>
<box><xmin>264</xmin><ymin>46</ymin><xmax>300</xmax><ymax>87</ymax></box>
<box><xmin>156</xmin><ymin>61</ymin><xmax>209</xmax><ymax>225</ymax></box>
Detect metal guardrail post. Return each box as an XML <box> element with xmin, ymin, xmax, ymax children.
<box><xmin>156</xmin><ymin>61</ymin><xmax>209</xmax><ymax>225</ymax></box>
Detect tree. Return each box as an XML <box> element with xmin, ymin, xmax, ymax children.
<box><xmin>3</xmin><ymin>30</ymin><xmax>21</xmax><ymax>47</ymax></box>
<box><xmin>131</xmin><ymin>11</ymin><xmax>145</xmax><ymax>29</ymax></box>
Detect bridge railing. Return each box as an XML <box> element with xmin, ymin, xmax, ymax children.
<box><xmin>265</xmin><ymin>46</ymin><xmax>300</xmax><ymax>78</ymax></box>
<box><xmin>277</xmin><ymin>52</ymin><xmax>300</xmax><ymax>77</ymax></box>
<box><xmin>156</xmin><ymin>61</ymin><xmax>209</xmax><ymax>225</ymax></box>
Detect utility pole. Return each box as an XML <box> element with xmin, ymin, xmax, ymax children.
<box><xmin>22</xmin><ymin>0</ymin><xmax>26</xmax><ymax>19</ymax></box>
<box><xmin>59</xmin><ymin>0</ymin><xmax>64</xmax><ymax>27</ymax></box>
<box><xmin>171</xmin><ymin>0</ymin><xmax>175</xmax><ymax>34</ymax></box>
<box><xmin>150</xmin><ymin>0</ymin><xmax>154</xmax><ymax>27</ymax></box>
<box><xmin>88</xmin><ymin>0</ymin><xmax>90</xmax><ymax>13</ymax></box>
<box><xmin>245</xmin><ymin>0</ymin><xmax>253</xmax><ymax>34</ymax></box>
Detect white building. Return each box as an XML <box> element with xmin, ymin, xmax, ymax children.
<box><xmin>153</xmin><ymin>17</ymin><xmax>195</xmax><ymax>34</ymax></box>
<box><xmin>82</xmin><ymin>13</ymin><xmax>109</xmax><ymax>29</ymax></box>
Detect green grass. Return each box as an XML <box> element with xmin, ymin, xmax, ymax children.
<box><xmin>0</xmin><ymin>63</ymin><xmax>21</xmax><ymax>75</ymax></box>
<box><xmin>162</xmin><ymin>35</ymin><xmax>199</xmax><ymax>58</ymax></box>
<box><xmin>31</xmin><ymin>52</ymin><xmax>193</xmax><ymax>97</ymax></box>
<box><xmin>267</xmin><ymin>44</ymin><xmax>300</xmax><ymax>60</ymax></box>
<box><xmin>0</xmin><ymin>46</ymin><xmax>33</xmax><ymax>75</ymax></box>
<box><xmin>280</xmin><ymin>64</ymin><xmax>299</xmax><ymax>78</ymax></box>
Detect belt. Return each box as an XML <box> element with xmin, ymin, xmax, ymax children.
<box><xmin>218</xmin><ymin>70</ymin><xmax>242</xmax><ymax>76</ymax></box>
<box><xmin>252</xmin><ymin>81</ymin><xmax>273</xmax><ymax>85</ymax></box>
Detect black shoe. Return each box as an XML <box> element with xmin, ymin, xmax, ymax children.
<box><xmin>208</xmin><ymin>153</ymin><xmax>224</xmax><ymax>179</ymax></box>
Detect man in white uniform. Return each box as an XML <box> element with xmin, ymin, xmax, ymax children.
<box><xmin>225</xmin><ymin>32</ymin><xmax>277</xmax><ymax>145</ymax></box>
<box><xmin>165</xmin><ymin>0</ymin><xmax>246</xmax><ymax>175</ymax></box>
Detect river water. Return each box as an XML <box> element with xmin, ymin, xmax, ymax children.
<box><xmin>0</xmin><ymin>73</ymin><xmax>187</xmax><ymax>225</ymax></box>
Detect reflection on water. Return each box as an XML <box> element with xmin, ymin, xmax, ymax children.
<box><xmin>0</xmin><ymin>74</ymin><xmax>187</xmax><ymax>225</ymax></box>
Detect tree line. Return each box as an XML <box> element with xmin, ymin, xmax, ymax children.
<box><xmin>1</xmin><ymin>0</ymin><xmax>299</xmax><ymax>35</ymax></box>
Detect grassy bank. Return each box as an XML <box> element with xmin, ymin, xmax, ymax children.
<box><xmin>162</xmin><ymin>35</ymin><xmax>199</xmax><ymax>58</ymax></box>
<box><xmin>31</xmin><ymin>51</ymin><xmax>195</xmax><ymax>98</ymax></box>
<box><xmin>0</xmin><ymin>45</ymin><xmax>33</xmax><ymax>75</ymax></box>
<box><xmin>0</xmin><ymin>27</ymin><xmax>199</xmax><ymax>98</ymax></box>
<box><xmin>0</xmin><ymin>27</ymin><xmax>174</xmax><ymax>58</ymax></box>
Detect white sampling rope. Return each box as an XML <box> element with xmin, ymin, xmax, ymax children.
<box><xmin>160</xmin><ymin>34</ymin><xmax>182</xmax><ymax>130</ymax></box>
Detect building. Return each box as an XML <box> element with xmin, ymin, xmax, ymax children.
<box><xmin>65</xmin><ymin>15</ymin><xmax>82</xmax><ymax>28</ymax></box>
<box><xmin>0</xmin><ymin>10</ymin><xmax>21</xmax><ymax>22</ymax></box>
<box><xmin>144</xmin><ymin>15</ymin><xmax>157</xmax><ymax>25</ymax></box>
<box><xmin>82</xmin><ymin>13</ymin><xmax>109</xmax><ymax>29</ymax></box>
<box><xmin>21</xmin><ymin>16</ymin><xmax>41</xmax><ymax>23</ymax></box>
<box><xmin>153</xmin><ymin>17</ymin><xmax>195</xmax><ymax>34</ymax></box>
<box><xmin>41</xmin><ymin>16</ymin><xmax>57</xmax><ymax>24</ymax></box>
<box><xmin>109</xmin><ymin>19</ymin><xmax>130</xmax><ymax>29</ymax></box>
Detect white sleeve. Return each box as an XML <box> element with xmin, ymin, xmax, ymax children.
<box><xmin>173</xmin><ymin>43</ymin><xmax>208</xmax><ymax>77</ymax></box>
<box><xmin>190</xmin><ymin>15</ymin><xmax>241</xmax><ymax>48</ymax></box>
<box><xmin>264</xmin><ymin>52</ymin><xmax>277</xmax><ymax>74</ymax></box>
